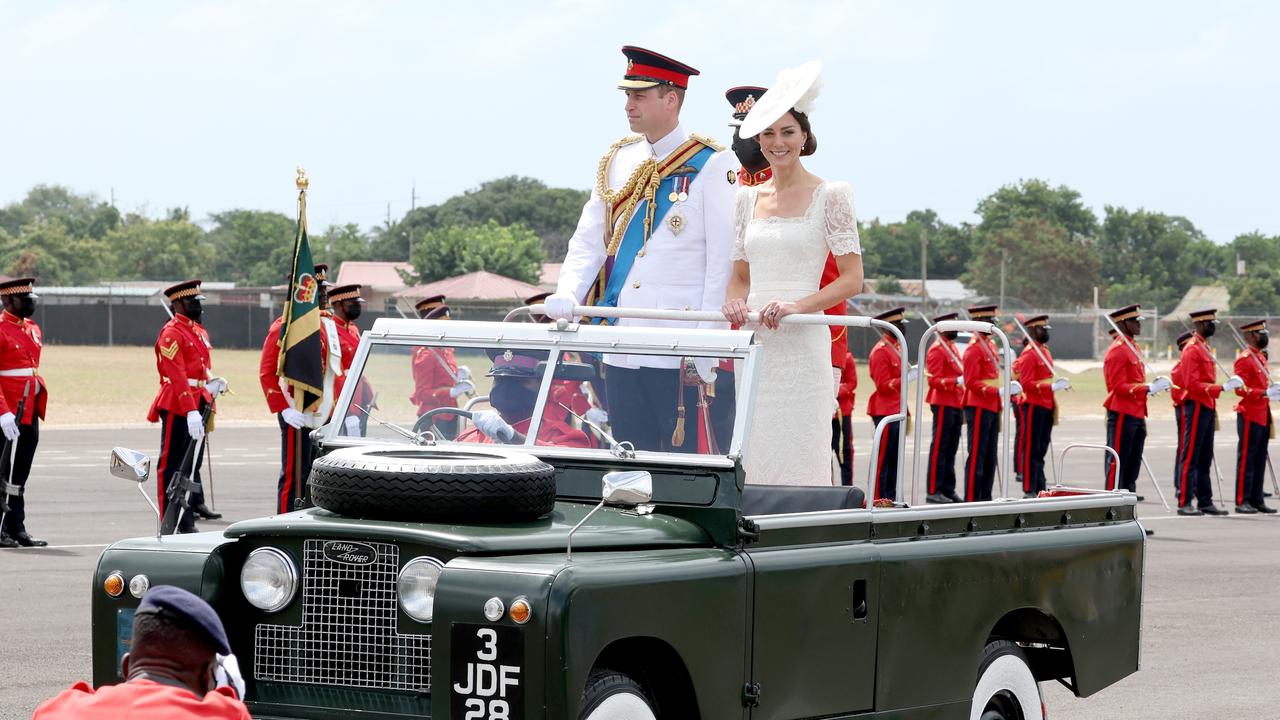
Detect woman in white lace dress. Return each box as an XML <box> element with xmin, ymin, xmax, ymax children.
<box><xmin>721</xmin><ymin>61</ymin><xmax>864</xmax><ymax>485</ymax></box>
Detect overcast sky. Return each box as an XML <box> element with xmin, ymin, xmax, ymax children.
<box><xmin>2</xmin><ymin>0</ymin><xmax>1277</xmax><ymax>247</ymax></box>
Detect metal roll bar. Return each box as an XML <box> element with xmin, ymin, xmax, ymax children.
<box><xmin>1056</xmin><ymin>443</ymin><xmax>1122</xmax><ymax>492</ymax></box>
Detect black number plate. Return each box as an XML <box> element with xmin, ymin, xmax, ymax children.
<box><xmin>450</xmin><ymin>623</ymin><xmax>524</xmax><ymax>720</ymax></box>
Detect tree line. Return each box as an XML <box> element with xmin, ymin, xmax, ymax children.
<box><xmin>2</xmin><ymin>178</ymin><xmax>1277</xmax><ymax>313</ymax></box>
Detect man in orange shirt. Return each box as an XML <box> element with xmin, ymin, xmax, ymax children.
<box><xmin>0</xmin><ymin>278</ymin><xmax>48</xmax><ymax>547</ymax></box>
<box><xmin>34</xmin><ymin>585</ymin><xmax>249</xmax><ymax>719</ymax></box>
<box><xmin>867</xmin><ymin>307</ymin><xmax>913</xmax><ymax>501</ymax></box>
<box><xmin>1231</xmin><ymin>320</ymin><xmax>1278</xmax><ymax>514</ymax></box>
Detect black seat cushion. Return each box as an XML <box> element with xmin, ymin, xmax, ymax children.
<box><xmin>741</xmin><ymin>484</ymin><xmax>866</xmax><ymax>516</ymax></box>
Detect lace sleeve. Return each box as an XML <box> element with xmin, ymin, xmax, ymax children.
<box><xmin>824</xmin><ymin>181</ymin><xmax>861</xmax><ymax>256</ymax></box>
<box><xmin>731</xmin><ymin>186</ymin><xmax>752</xmax><ymax>262</ymax></box>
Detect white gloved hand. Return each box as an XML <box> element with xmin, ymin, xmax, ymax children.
<box><xmin>955</xmin><ymin>375</ymin><xmax>964</xmax><ymax>387</ymax></box>
<box><xmin>1051</xmin><ymin>377</ymin><xmax>1071</xmax><ymax>392</ymax></box>
<box><xmin>1267</xmin><ymin>384</ymin><xmax>1280</xmax><ymax>402</ymax></box>
<box><xmin>205</xmin><ymin>376</ymin><xmax>229</xmax><ymax>395</ymax></box>
<box><xmin>584</xmin><ymin>407</ymin><xmax>609</xmax><ymax>425</ymax></box>
<box><xmin>832</xmin><ymin>367</ymin><xmax>842</xmax><ymax>397</ymax></box>
<box><xmin>579</xmin><ymin>381</ymin><xmax>593</xmax><ymax>397</ymax></box>
<box><xmin>185</xmin><ymin>411</ymin><xmax>205</xmax><ymax>440</ymax></box>
<box><xmin>280</xmin><ymin>408</ymin><xmax>306</xmax><ymax>429</ymax></box>
<box><xmin>0</xmin><ymin>412</ymin><xmax>16</xmax><ymax>442</ymax></box>
<box><xmin>1147</xmin><ymin>376</ymin><xmax>1173</xmax><ymax>395</ymax></box>
<box><xmin>1222</xmin><ymin>375</ymin><xmax>1244</xmax><ymax>392</ymax></box>
<box><xmin>214</xmin><ymin>653</ymin><xmax>246</xmax><ymax>699</ymax></box>
<box><xmin>456</xmin><ymin>366</ymin><xmax>472</xmax><ymax>381</ymax></box>
<box><xmin>343</xmin><ymin>416</ymin><xmax>362</xmax><ymax>437</ymax></box>
<box><xmin>1000</xmin><ymin>380</ymin><xmax>1023</xmax><ymax>397</ymax></box>
<box><xmin>907</xmin><ymin>365</ymin><xmax>920</xmax><ymax>383</ymax></box>
<box><xmin>449</xmin><ymin>380</ymin><xmax>474</xmax><ymax>398</ymax></box>
<box><xmin>471</xmin><ymin>410</ymin><xmax>515</xmax><ymax>442</ymax></box>
<box><xmin>692</xmin><ymin>357</ymin><xmax>717</xmax><ymax>385</ymax></box>
<box><xmin>543</xmin><ymin>291</ymin><xmax>578</xmax><ymax>321</ymax></box>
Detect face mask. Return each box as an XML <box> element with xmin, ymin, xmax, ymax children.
<box><xmin>13</xmin><ymin>296</ymin><xmax>35</xmax><ymax>319</ymax></box>
<box><xmin>942</xmin><ymin>331</ymin><xmax>958</xmax><ymax>342</ymax></box>
<box><xmin>1201</xmin><ymin>322</ymin><xmax>1216</xmax><ymax>339</ymax></box>
<box><xmin>1037</xmin><ymin>329</ymin><xmax>1050</xmax><ymax>344</ymax></box>
<box><xmin>731</xmin><ymin>128</ymin><xmax>769</xmax><ymax>175</ymax></box>
<box><xmin>182</xmin><ymin>300</ymin><xmax>203</xmax><ymax>323</ymax></box>
<box><xmin>1257</xmin><ymin>334</ymin><xmax>1269</xmax><ymax>350</ymax></box>
<box><xmin>489</xmin><ymin>379</ymin><xmax>537</xmax><ymax>420</ymax></box>
<box><xmin>344</xmin><ymin>302</ymin><xmax>363</xmax><ymax>321</ymax></box>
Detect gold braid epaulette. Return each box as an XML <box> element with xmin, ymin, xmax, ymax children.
<box><xmin>689</xmin><ymin>133</ymin><xmax>725</xmax><ymax>152</ymax></box>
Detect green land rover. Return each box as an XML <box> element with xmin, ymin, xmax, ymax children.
<box><xmin>91</xmin><ymin>310</ymin><xmax>1144</xmax><ymax>719</ymax></box>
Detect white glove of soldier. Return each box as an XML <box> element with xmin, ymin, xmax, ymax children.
<box><xmin>1222</xmin><ymin>375</ymin><xmax>1244</xmax><ymax>392</ymax></box>
<box><xmin>832</xmin><ymin>367</ymin><xmax>842</xmax><ymax>397</ymax></box>
<box><xmin>280</xmin><ymin>407</ymin><xmax>306</xmax><ymax>429</ymax></box>
<box><xmin>1000</xmin><ymin>380</ymin><xmax>1023</xmax><ymax>398</ymax></box>
<box><xmin>456</xmin><ymin>366</ymin><xmax>472</xmax><ymax>381</ymax></box>
<box><xmin>0</xmin><ymin>412</ymin><xmax>17</xmax><ymax>442</ymax></box>
<box><xmin>1051</xmin><ymin>377</ymin><xmax>1071</xmax><ymax>392</ymax></box>
<box><xmin>907</xmin><ymin>365</ymin><xmax>920</xmax><ymax>383</ymax></box>
<box><xmin>471</xmin><ymin>410</ymin><xmax>515</xmax><ymax>442</ymax></box>
<box><xmin>186</xmin><ymin>411</ymin><xmax>205</xmax><ymax>440</ymax></box>
<box><xmin>214</xmin><ymin>653</ymin><xmax>246</xmax><ymax>699</ymax></box>
<box><xmin>449</xmin><ymin>380</ymin><xmax>474</xmax><ymax>398</ymax></box>
<box><xmin>343</xmin><ymin>416</ymin><xmax>362</xmax><ymax>437</ymax></box>
<box><xmin>1147</xmin><ymin>376</ymin><xmax>1173</xmax><ymax>395</ymax></box>
<box><xmin>584</xmin><ymin>407</ymin><xmax>609</xmax><ymax>425</ymax></box>
<box><xmin>1268</xmin><ymin>383</ymin><xmax>1280</xmax><ymax>402</ymax></box>
<box><xmin>205</xmin><ymin>376</ymin><xmax>229</xmax><ymax>396</ymax></box>
<box><xmin>955</xmin><ymin>375</ymin><xmax>964</xmax><ymax>387</ymax></box>
<box><xmin>543</xmin><ymin>291</ymin><xmax>578</xmax><ymax>321</ymax></box>
<box><xmin>692</xmin><ymin>357</ymin><xmax>717</xmax><ymax>385</ymax></box>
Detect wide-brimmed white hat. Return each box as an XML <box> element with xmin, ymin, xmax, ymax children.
<box><xmin>738</xmin><ymin>60</ymin><xmax>824</xmax><ymax>139</ymax></box>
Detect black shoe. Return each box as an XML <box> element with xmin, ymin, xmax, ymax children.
<box><xmin>1023</xmin><ymin>492</ymin><xmax>1037</xmax><ymax>499</ymax></box>
<box><xmin>1200</xmin><ymin>505</ymin><xmax>1229</xmax><ymax>516</ymax></box>
<box><xmin>1235</xmin><ymin>504</ymin><xmax>1259</xmax><ymax>514</ymax></box>
<box><xmin>1177</xmin><ymin>505</ymin><xmax>1203</xmax><ymax>516</ymax></box>
<box><xmin>1136</xmin><ymin>495</ymin><xmax>1146</xmax><ymax>502</ymax></box>
<box><xmin>1265</xmin><ymin>491</ymin><xmax>1274</xmax><ymax>498</ymax></box>
<box><xmin>1253</xmin><ymin>504</ymin><xmax>1278</xmax><ymax>514</ymax></box>
<box><xmin>12</xmin><ymin>531</ymin><xmax>47</xmax><ymax>547</ymax></box>
<box><xmin>193</xmin><ymin>504</ymin><xmax>222</xmax><ymax>520</ymax></box>
<box><xmin>177</xmin><ymin>525</ymin><xmax>199</xmax><ymax>534</ymax></box>
<box><xmin>0</xmin><ymin>533</ymin><xmax>17</xmax><ymax>549</ymax></box>
<box><xmin>946</xmin><ymin>492</ymin><xmax>964</xmax><ymax>503</ymax></box>
<box><xmin>925</xmin><ymin>493</ymin><xmax>953</xmax><ymax>504</ymax></box>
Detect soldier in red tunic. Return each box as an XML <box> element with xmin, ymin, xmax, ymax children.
<box><xmin>962</xmin><ymin>304</ymin><xmax>1017</xmax><ymax>502</ymax></box>
<box><xmin>148</xmin><ymin>280</ymin><xmax>224</xmax><ymax>533</ymax></box>
<box><xmin>1011</xmin><ymin>315</ymin><xmax>1069</xmax><ymax>497</ymax></box>
<box><xmin>1231</xmin><ymin>320</ymin><xmax>1278</xmax><ymax>514</ymax></box>
<box><xmin>409</xmin><ymin>296</ymin><xmax>472</xmax><ymax>439</ymax></box>
<box><xmin>925</xmin><ymin>312</ymin><xmax>965</xmax><ymax>503</ymax></box>
<box><xmin>456</xmin><ymin>350</ymin><xmax>590</xmax><ymax>448</ymax></box>
<box><xmin>867</xmin><ymin>307</ymin><xmax>912</xmax><ymax>501</ymax></box>
<box><xmin>1174</xmin><ymin>308</ymin><xmax>1237</xmax><ymax>515</ymax></box>
<box><xmin>327</xmin><ymin>284</ymin><xmax>374</xmax><ymax>437</ymax></box>
<box><xmin>0</xmin><ymin>278</ymin><xmax>49</xmax><ymax>547</ymax></box>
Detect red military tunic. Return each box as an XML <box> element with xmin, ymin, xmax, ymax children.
<box><xmin>456</xmin><ymin>412</ymin><xmax>591</xmax><ymax>448</ymax></box>
<box><xmin>1103</xmin><ymin>338</ymin><xmax>1148</xmax><ymax>417</ymax></box>
<box><xmin>33</xmin><ymin>679</ymin><xmax>250</xmax><ymax>719</ymax></box>
<box><xmin>0</xmin><ymin>310</ymin><xmax>47</xmax><ymax>423</ymax></box>
<box><xmin>147</xmin><ymin>314</ymin><xmax>212</xmax><ymax>422</ymax></box>
<box><xmin>410</xmin><ymin>346</ymin><xmax>459</xmax><ymax>414</ymax></box>
<box><xmin>821</xmin><ymin>253</ymin><xmax>849</xmax><ymax>367</ymax></box>
<box><xmin>1179</xmin><ymin>335</ymin><xmax>1223</xmax><ymax>409</ymax></box>
<box><xmin>925</xmin><ymin>338</ymin><xmax>964</xmax><ymax>408</ymax></box>
<box><xmin>1170</xmin><ymin>356</ymin><xmax>1187</xmax><ymax>408</ymax></box>
<box><xmin>1013</xmin><ymin>341</ymin><xmax>1055</xmax><ymax>410</ymax></box>
<box><xmin>837</xmin><ymin>352</ymin><xmax>857</xmax><ymax>418</ymax></box>
<box><xmin>962</xmin><ymin>334</ymin><xmax>1001</xmax><ymax>413</ymax></box>
<box><xmin>1233</xmin><ymin>347</ymin><xmax>1270</xmax><ymax>426</ymax></box>
<box><xmin>258</xmin><ymin>315</ymin><xmax>333</xmax><ymax>415</ymax></box>
<box><xmin>332</xmin><ymin>316</ymin><xmax>373</xmax><ymax>412</ymax></box>
<box><xmin>867</xmin><ymin>336</ymin><xmax>904</xmax><ymax>417</ymax></box>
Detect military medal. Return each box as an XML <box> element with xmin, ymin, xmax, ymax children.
<box><xmin>676</xmin><ymin>176</ymin><xmax>690</xmax><ymax>203</ymax></box>
<box><xmin>667</xmin><ymin>212</ymin><xmax>685</xmax><ymax>235</ymax></box>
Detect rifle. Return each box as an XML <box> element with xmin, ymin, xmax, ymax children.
<box><xmin>1224</xmin><ymin>321</ymin><xmax>1272</xmax><ymax>381</ymax></box>
<box><xmin>0</xmin><ymin>380</ymin><xmax>32</xmax><ymax>530</ymax></box>
<box><xmin>1177</xmin><ymin>316</ymin><xmax>1236</xmax><ymax>380</ymax></box>
<box><xmin>917</xmin><ymin>313</ymin><xmax>964</xmax><ymax>370</ymax></box>
<box><xmin>159</xmin><ymin>403</ymin><xmax>214</xmax><ymax>534</ymax></box>
<box><xmin>1102</xmin><ymin>312</ymin><xmax>1158</xmax><ymax>377</ymax></box>
<box><xmin>1009</xmin><ymin>316</ymin><xmax>1060</xmax><ymax>379</ymax></box>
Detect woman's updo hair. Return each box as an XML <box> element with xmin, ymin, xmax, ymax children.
<box><xmin>792</xmin><ymin>109</ymin><xmax>818</xmax><ymax>156</ymax></box>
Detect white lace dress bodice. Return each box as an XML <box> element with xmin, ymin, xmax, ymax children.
<box><xmin>733</xmin><ymin>181</ymin><xmax>861</xmax><ymax>486</ymax></box>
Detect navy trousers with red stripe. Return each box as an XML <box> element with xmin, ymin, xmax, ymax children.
<box><xmin>1174</xmin><ymin>402</ymin><xmax>1216</xmax><ymax>508</ymax></box>
<box><xmin>927</xmin><ymin>405</ymin><xmax>963</xmax><ymax>497</ymax></box>
<box><xmin>277</xmin><ymin>414</ymin><xmax>316</xmax><ymax>514</ymax></box>
<box><xmin>156</xmin><ymin>409</ymin><xmax>206</xmax><ymax>534</ymax></box>
<box><xmin>1235</xmin><ymin>414</ymin><xmax>1268</xmax><ymax>508</ymax></box>
<box><xmin>870</xmin><ymin>415</ymin><xmax>900</xmax><ymax>501</ymax></box>
<box><xmin>1016</xmin><ymin>404</ymin><xmax>1054</xmax><ymax>495</ymax></box>
<box><xmin>831</xmin><ymin>416</ymin><xmax>854</xmax><ymax>487</ymax></box>
<box><xmin>0</xmin><ymin>418</ymin><xmax>39</xmax><ymax>536</ymax></box>
<box><xmin>964</xmin><ymin>407</ymin><xmax>999</xmax><ymax>502</ymax></box>
<box><xmin>1104</xmin><ymin>410</ymin><xmax>1145</xmax><ymax>493</ymax></box>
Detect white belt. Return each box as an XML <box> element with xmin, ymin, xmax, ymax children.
<box><xmin>0</xmin><ymin>368</ymin><xmax>36</xmax><ymax>377</ymax></box>
<box><xmin>187</xmin><ymin>379</ymin><xmax>205</xmax><ymax>388</ymax></box>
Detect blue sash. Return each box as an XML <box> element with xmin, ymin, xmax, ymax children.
<box><xmin>597</xmin><ymin>145</ymin><xmax>716</xmax><ymax>323</ymax></box>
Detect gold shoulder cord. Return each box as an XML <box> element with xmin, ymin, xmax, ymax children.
<box><xmin>596</xmin><ymin>135</ymin><xmax>659</xmax><ymax>255</ymax></box>
<box><xmin>689</xmin><ymin>133</ymin><xmax>725</xmax><ymax>152</ymax></box>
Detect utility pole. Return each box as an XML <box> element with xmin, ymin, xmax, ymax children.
<box><xmin>409</xmin><ymin>182</ymin><xmax>419</xmax><ymax>262</ymax></box>
<box><xmin>920</xmin><ymin>227</ymin><xmax>929</xmax><ymax>311</ymax></box>
<box><xmin>999</xmin><ymin>250</ymin><xmax>1007</xmax><ymax>310</ymax></box>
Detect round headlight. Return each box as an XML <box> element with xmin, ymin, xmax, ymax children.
<box><xmin>241</xmin><ymin>547</ymin><xmax>297</xmax><ymax>612</ymax></box>
<box><xmin>398</xmin><ymin>556</ymin><xmax>443</xmax><ymax>623</ymax></box>
<box><xmin>128</xmin><ymin>574</ymin><xmax>150</xmax><ymax>599</ymax></box>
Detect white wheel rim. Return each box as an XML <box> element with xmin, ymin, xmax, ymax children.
<box><xmin>583</xmin><ymin>692</ymin><xmax>657</xmax><ymax>720</ymax></box>
<box><xmin>971</xmin><ymin>654</ymin><xmax>1042</xmax><ymax>720</ymax></box>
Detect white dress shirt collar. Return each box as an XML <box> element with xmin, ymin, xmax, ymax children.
<box><xmin>647</xmin><ymin>124</ymin><xmax>687</xmax><ymax>159</ymax></box>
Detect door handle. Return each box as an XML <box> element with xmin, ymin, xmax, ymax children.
<box><xmin>851</xmin><ymin>578</ymin><xmax>868</xmax><ymax>621</ymax></box>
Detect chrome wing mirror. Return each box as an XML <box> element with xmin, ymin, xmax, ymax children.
<box><xmin>109</xmin><ymin>447</ymin><xmax>162</xmax><ymax>538</ymax></box>
<box><xmin>567</xmin><ymin>471</ymin><xmax>654</xmax><ymax>561</ymax></box>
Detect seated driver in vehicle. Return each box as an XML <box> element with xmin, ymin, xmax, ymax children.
<box><xmin>456</xmin><ymin>349</ymin><xmax>591</xmax><ymax>448</ymax></box>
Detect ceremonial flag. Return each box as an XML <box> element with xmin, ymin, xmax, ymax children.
<box><xmin>276</xmin><ymin>169</ymin><xmax>324</xmax><ymax>412</ymax></box>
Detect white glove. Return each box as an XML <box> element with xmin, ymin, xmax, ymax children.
<box><xmin>0</xmin><ymin>412</ymin><xmax>16</xmax><ymax>442</ymax></box>
<box><xmin>456</xmin><ymin>366</ymin><xmax>472</xmax><ymax>381</ymax></box>
<box><xmin>1267</xmin><ymin>384</ymin><xmax>1280</xmax><ymax>402</ymax></box>
<box><xmin>449</xmin><ymin>380</ymin><xmax>474</xmax><ymax>398</ymax></box>
<box><xmin>214</xmin><ymin>653</ymin><xmax>246</xmax><ymax>699</ymax></box>
<box><xmin>205</xmin><ymin>376</ymin><xmax>228</xmax><ymax>395</ymax></box>
<box><xmin>906</xmin><ymin>365</ymin><xmax>919</xmax><ymax>383</ymax></box>
<box><xmin>955</xmin><ymin>375</ymin><xmax>964</xmax><ymax>387</ymax></box>
<box><xmin>471</xmin><ymin>410</ymin><xmax>515</xmax><ymax>442</ymax></box>
<box><xmin>343</xmin><ymin>416</ymin><xmax>362</xmax><ymax>437</ymax></box>
<box><xmin>584</xmin><ymin>407</ymin><xmax>609</xmax><ymax>424</ymax></box>
<box><xmin>280</xmin><ymin>408</ymin><xmax>306</xmax><ymax>429</ymax></box>
<box><xmin>186</xmin><ymin>411</ymin><xmax>205</xmax><ymax>440</ymax></box>
<box><xmin>1222</xmin><ymin>375</ymin><xmax>1244</xmax><ymax>392</ymax></box>
<box><xmin>1000</xmin><ymin>380</ymin><xmax>1023</xmax><ymax>398</ymax></box>
<box><xmin>543</xmin><ymin>291</ymin><xmax>578</xmax><ymax>321</ymax></box>
<box><xmin>1051</xmin><ymin>377</ymin><xmax>1071</xmax><ymax>392</ymax></box>
<box><xmin>1147</xmin><ymin>376</ymin><xmax>1173</xmax><ymax>395</ymax></box>
<box><xmin>692</xmin><ymin>357</ymin><xmax>717</xmax><ymax>384</ymax></box>
<box><xmin>832</xmin><ymin>367</ymin><xmax>842</xmax><ymax>397</ymax></box>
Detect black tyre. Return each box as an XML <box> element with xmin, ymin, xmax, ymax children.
<box><xmin>309</xmin><ymin>446</ymin><xmax>556</xmax><ymax>521</ymax></box>
<box><xmin>579</xmin><ymin>671</ymin><xmax>657</xmax><ymax>719</ymax></box>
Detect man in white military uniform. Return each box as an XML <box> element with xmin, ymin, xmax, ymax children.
<box><xmin>544</xmin><ymin>46</ymin><xmax>738</xmax><ymax>452</ymax></box>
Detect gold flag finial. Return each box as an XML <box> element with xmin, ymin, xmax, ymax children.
<box><xmin>295</xmin><ymin>166</ymin><xmax>309</xmax><ymax>191</ymax></box>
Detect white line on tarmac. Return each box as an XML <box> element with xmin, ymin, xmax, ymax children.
<box><xmin>2</xmin><ymin>543</ymin><xmax>109</xmax><ymax>550</ymax></box>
